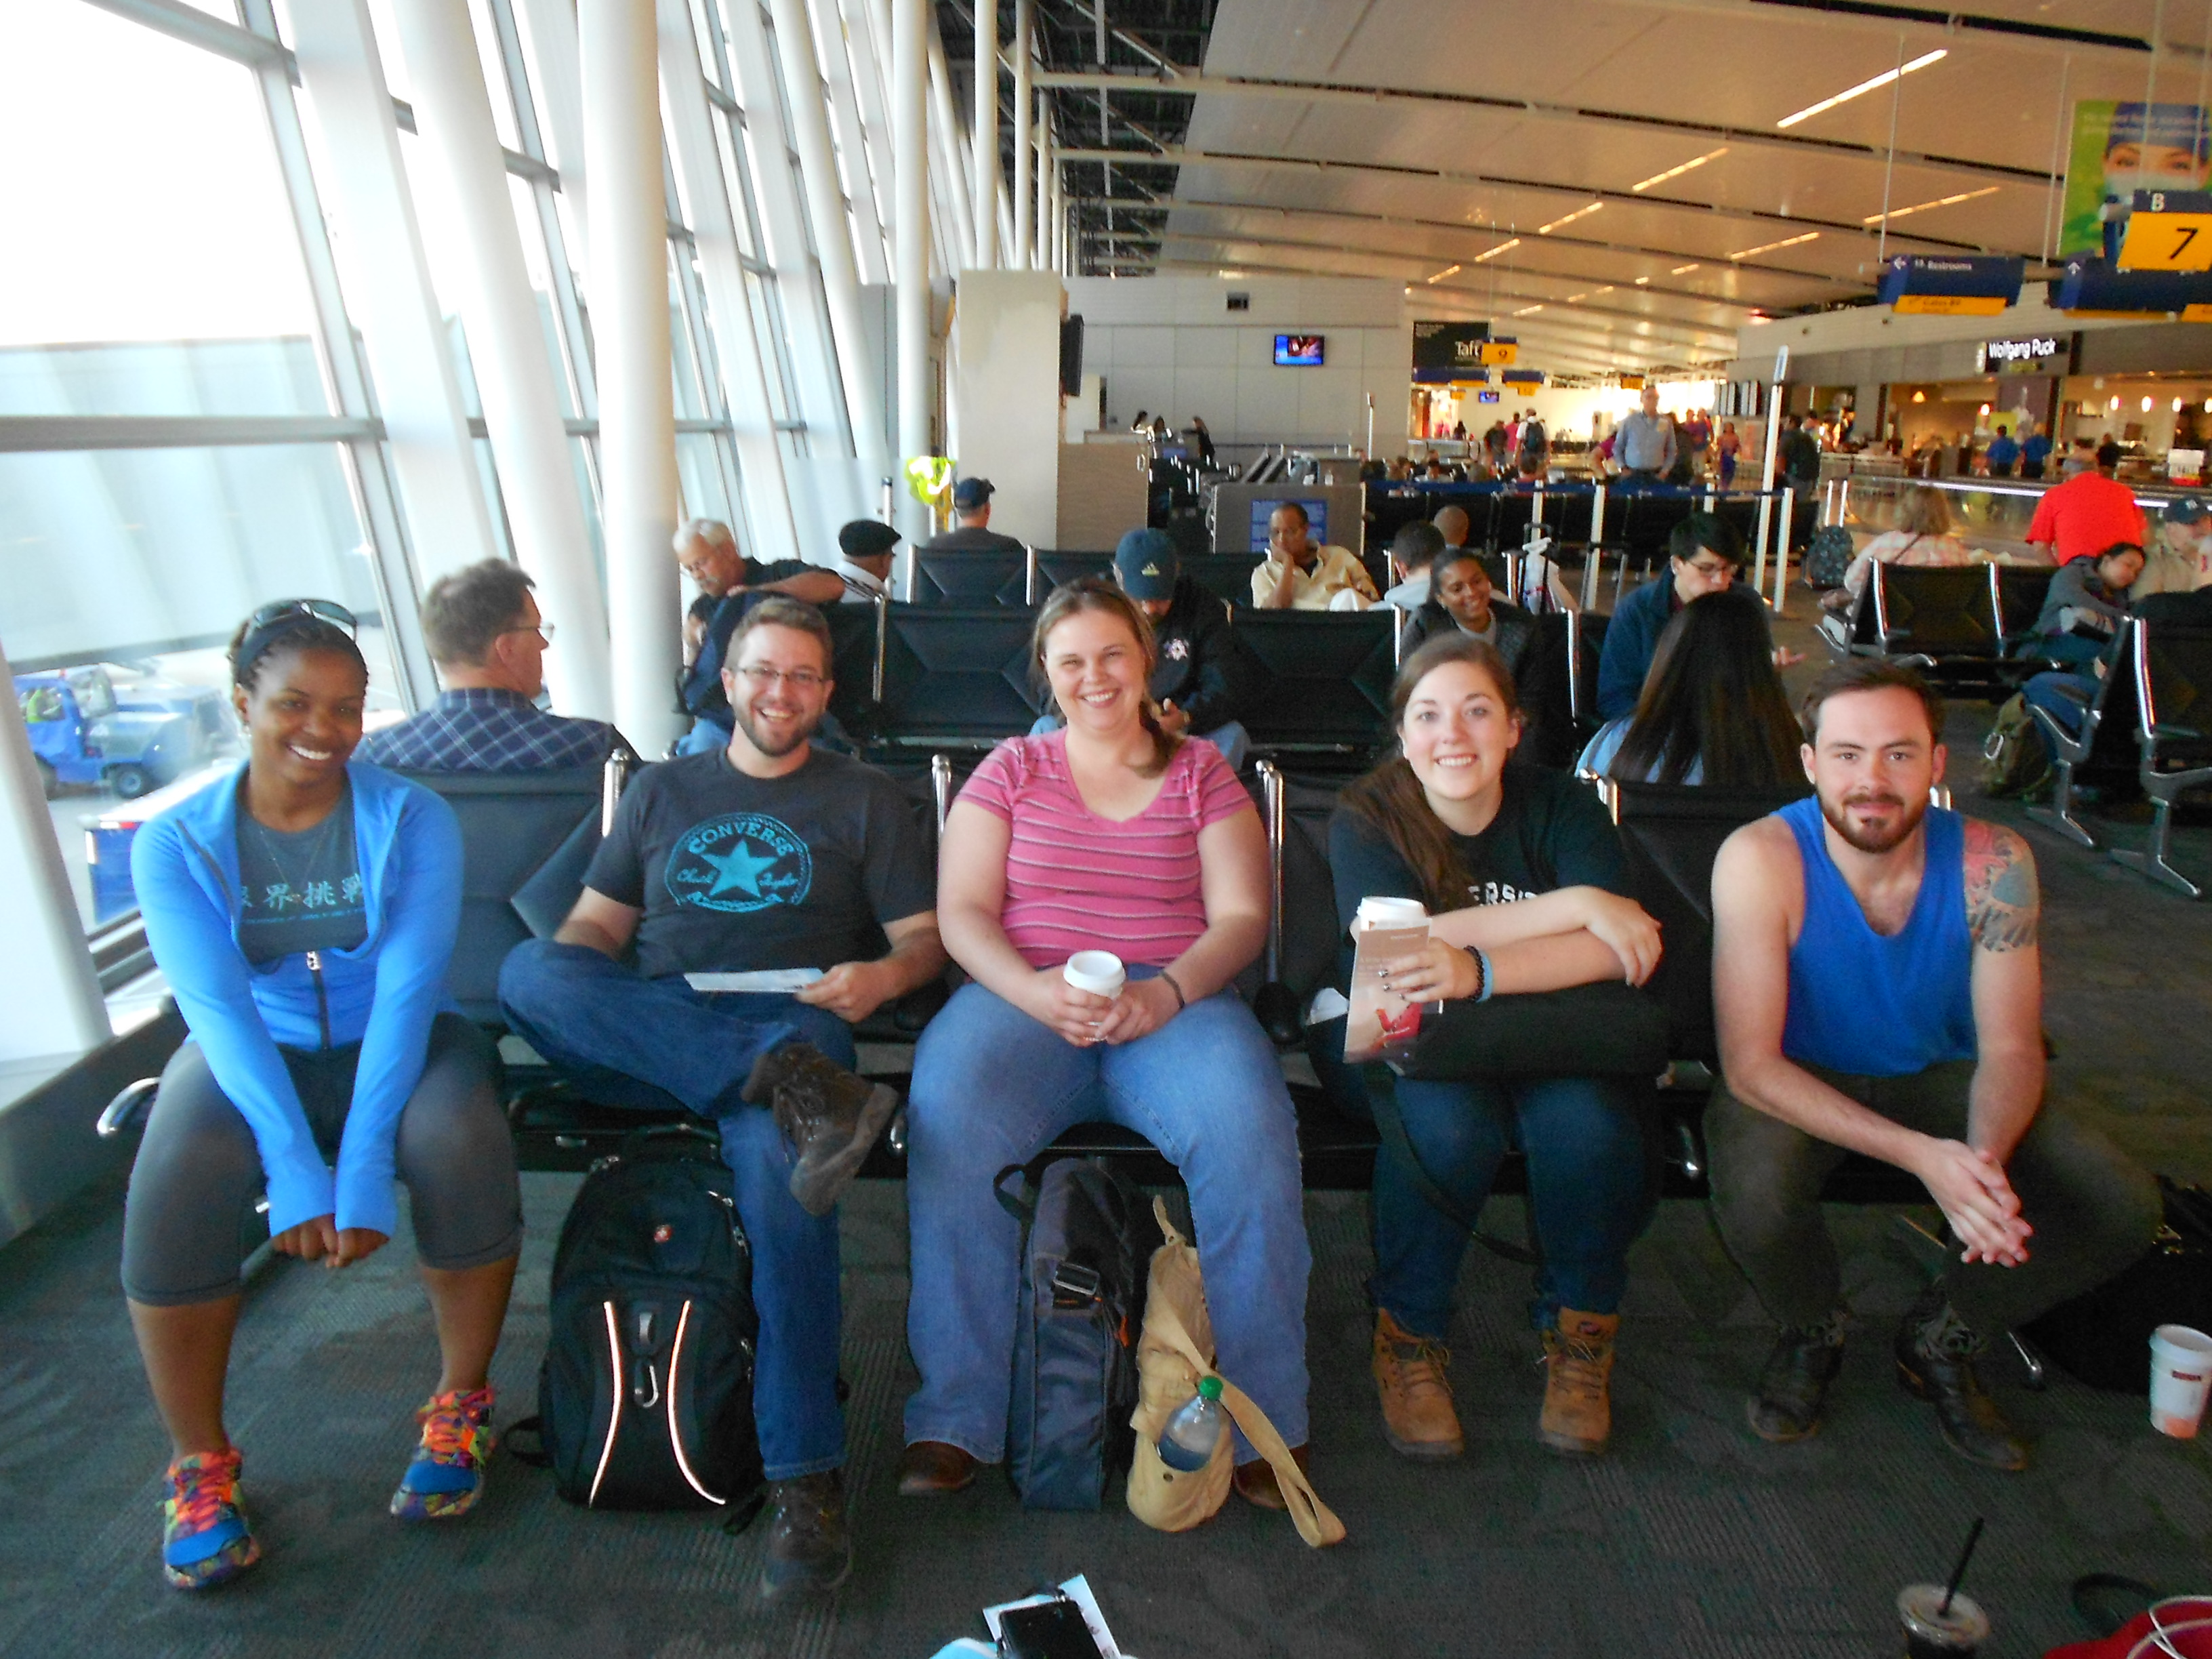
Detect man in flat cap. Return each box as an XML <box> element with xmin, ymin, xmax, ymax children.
<box><xmin>834</xmin><ymin>519</ymin><xmax>901</xmax><ymax>602</ymax></box>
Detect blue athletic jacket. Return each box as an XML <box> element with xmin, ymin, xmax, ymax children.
<box><xmin>131</xmin><ymin>762</ymin><xmax>464</xmax><ymax>1240</ymax></box>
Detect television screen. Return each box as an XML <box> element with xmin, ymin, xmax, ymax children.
<box><xmin>1250</xmin><ymin>498</ymin><xmax>1328</xmax><ymax>552</ymax></box>
<box><xmin>1274</xmin><ymin>333</ymin><xmax>1325</xmax><ymax>367</ymax></box>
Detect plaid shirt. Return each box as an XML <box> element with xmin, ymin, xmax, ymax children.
<box><xmin>354</xmin><ymin>687</ymin><xmax>621</xmax><ymax>774</ymax></box>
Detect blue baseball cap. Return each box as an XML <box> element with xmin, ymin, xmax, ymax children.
<box><xmin>951</xmin><ymin>476</ymin><xmax>995</xmax><ymax>510</ymax></box>
<box><xmin>1114</xmin><ymin>529</ymin><xmax>1179</xmax><ymax>600</ymax></box>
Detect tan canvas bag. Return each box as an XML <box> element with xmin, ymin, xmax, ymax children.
<box><xmin>1124</xmin><ymin>1198</ymin><xmax>1345</xmax><ymax>1547</ymax></box>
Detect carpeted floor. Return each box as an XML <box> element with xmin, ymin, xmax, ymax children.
<box><xmin>7</xmin><ymin>613</ymin><xmax>2212</xmax><ymax>1658</ymax></box>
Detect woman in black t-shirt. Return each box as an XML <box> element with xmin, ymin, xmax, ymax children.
<box><xmin>1328</xmin><ymin>633</ymin><xmax>1664</xmax><ymax>1462</ymax></box>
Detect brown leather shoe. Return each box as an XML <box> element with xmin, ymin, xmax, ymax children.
<box><xmin>1540</xmin><ymin>1307</ymin><xmax>1619</xmax><ymax>1456</ymax></box>
<box><xmin>896</xmin><ymin>1440</ymin><xmax>979</xmax><ymax>1496</ymax></box>
<box><xmin>1372</xmin><ymin>1309</ymin><xmax>1464</xmax><ymax>1460</ymax></box>
<box><xmin>1231</xmin><ymin>1443</ymin><xmax>1310</xmax><ymax>1511</ymax></box>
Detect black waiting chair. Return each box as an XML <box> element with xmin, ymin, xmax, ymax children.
<box><xmin>1231</xmin><ymin>610</ymin><xmax>1398</xmax><ymax>756</ymax></box>
<box><xmin>1994</xmin><ymin>565</ymin><xmax>2059</xmax><ymax>657</ymax></box>
<box><xmin>2110</xmin><ymin>620</ymin><xmax>2212</xmax><ymax>897</ymax></box>
<box><xmin>2026</xmin><ymin>619</ymin><xmax>2142</xmax><ymax>849</ymax></box>
<box><xmin>1858</xmin><ymin>563</ymin><xmax>2005</xmax><ymax>689</ymax></box>
<box><xmin>872</xmin><ymin>606</ymin><xmax>1047</xmax><ymax>746</ymax></box>
<box><xmin>909</xmin><ymin>548</ymin><xmax>1029</xmax><ymax>605</ymax></box>
<box><xmin>1186</xmin><ymin>556</ymin><xmax>1266</xmax><ymax>607</ymax></box>
<box><xmin>1031</xmin><ymin>550</ymin><xmax>1114</xmax><ymax>599</ymax></box>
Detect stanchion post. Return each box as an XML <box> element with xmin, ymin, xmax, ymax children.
<box><xmin>1774</xmin><ymin>485</ymin><xmax>1795</xmax><ymax>614</ymax></box>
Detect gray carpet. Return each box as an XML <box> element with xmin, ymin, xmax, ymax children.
<box><xmin>9</xmin><ymin>644</ymin><xmax>2212</xmax><ymax>1658</ymax></box>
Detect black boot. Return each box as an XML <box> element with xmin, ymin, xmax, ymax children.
<box><xmin>1747</xmin><ymin>1311</ymin><xmax>1848</xmax><ymax>1443</ymax></box>
<box><xmin>743</xmin><ymin>1043</ymin><xmax>899</xmax><ymax>1216</ymax></box>
<box><xmin>1893</xmin><ymin>1291</ymin><xmax>2029</xmax><ymax>1472</ymax></box>
<box><xmin>760</xmin><ymin>1470</ymin><xmax>852</xmax><ymax>1603</ymax></box>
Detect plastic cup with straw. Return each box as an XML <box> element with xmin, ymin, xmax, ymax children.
<box><xmin>1897</xmin><ymin>1517</ymin><xmax>1990</xmax><ymax>1658</ymax></box>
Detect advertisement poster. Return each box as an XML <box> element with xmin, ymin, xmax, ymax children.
<box><xmin>2061</xmin><ymin>102</ymin><xmax>2212</xmax><ymax>255</ymax></box>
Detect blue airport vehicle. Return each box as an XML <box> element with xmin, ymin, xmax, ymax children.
<box><xmin>18</xmin><ymin>665</ymin><xmax>234</xmax><ymax>800</ymax></box>
<box><xmin>84</xmin><ymin>763</ymin><xmax>233</xmax><ymax>925</ymax></box>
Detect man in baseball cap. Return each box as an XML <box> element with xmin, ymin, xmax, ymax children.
<box><xmin>1023</xmin><ymin>528</ymin><xmax>1253</xmax><ymax>771</ymax></box>
<box><xmin>2135</xmin><ymin>493</ymin><xmax>2212</xmax><ymax>598</ymax></box>
<box><xmin>920</xmin><ymin>476</ymin><xmax>1025</xmax><ymax>554</ymax></box>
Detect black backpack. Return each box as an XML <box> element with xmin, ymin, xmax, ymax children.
<box><xmin>997</xmin><ymin>1155</ymin><xmax>1166</xmax><ymax>1511</ymax></box>
<box><xmin>514</xmin><ymin>1124</ymin><xmax>764</xmax><ymax>1524</ymax></box>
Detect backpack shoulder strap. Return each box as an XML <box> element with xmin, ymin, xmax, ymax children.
<box><xmin>1370</xmin><ymin>1080</ymin><xmax>1541</xmax><ymax>1266</ymax></box>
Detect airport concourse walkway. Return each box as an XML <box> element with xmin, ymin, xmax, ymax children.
<box><xmin>8</xmin><ymin>652</ymin><xmax>2212</xmax><ymax>1658</ymax></box>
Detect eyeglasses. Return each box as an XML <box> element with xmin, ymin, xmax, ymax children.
<box><xmin>246</xmin><ymin>598</ymin><xmax>357</xmax><ymax>637</ymax></box>
<box><xmin>501</xmin><ymin>621</ymin><xmax>556</xmax><ymax>645</ymax></box>
<box><xmin>735</xmin><ymin>665</ymin><xmax>826</xmax><ymax>691</ymax></box>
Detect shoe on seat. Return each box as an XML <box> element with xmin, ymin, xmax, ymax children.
<box><xmin>1231</xmin><ymin>1443</ymin><xmax>1311</xmax><ymax>1511</ymax></box>
<box><xmin>1540</xmin><ymin>1308</ymin><xmax>1619</xmax><ymax>1456</ymax></box>
<box><xmin>1747</xmin><ymin>1313</ymin><xmax>1847</xmax><ymax>1443</ymax></box>
<box><xmin>743</xmin><ymin>1043</ymin><xmax>899</xmax><ymax>1216</ymax></box>
<box><xmin>1893</xmin><ymin>1292</ymin><xmax>2028</xmax><ymax>1472</ymax></box>
<box><xmin>760</xmin><ymin>1470</ymin><xmax>853</xmax><ymax>1603</ymax></box>
<box><xmin>391</xmin><ymin>1385</ymin><xmax>495</xmax><ymax>1521</ymax></box>
<box><xmin>896</xmin><ymin>1440</ymin><xmax>979</xmax><ymax>1496</ymax></box>
<box><xmin>161</xmin><ymin>1446</ymin><xmax>260</xmax><ymax>1591</ymax></box>
<box><xmin>1371</xmin><ymin>1309</ymin><xmax>1464</xmax><ymax>1460</ymax></box>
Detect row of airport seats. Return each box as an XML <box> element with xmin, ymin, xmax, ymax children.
<box><xmin>1825</xmin><ymin>562</ymin><xmax>2059</xmax><ymax>699</ymax></box>
<box><xmin>903</xmin><ymin>546</ymin><xmax>1379</xmax><ymax>609</ymax></box>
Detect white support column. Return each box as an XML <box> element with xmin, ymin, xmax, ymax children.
<box><xmin>513</xmin><ymin>0</ymin><xmax>592</xmax><ymax>269</ymax></box>
<box><xmin>770</xmin><ymin>0</ymin><xmax>886</xmax><ymax>462</ymax></box>
<box><xmin>996</xmin><ymin>178</ymin><xmax>1015</xmax><ymax>263</ymax></box>
<box><xmin>0</xmin><ymin>636</ymin><xmax>107</xmax><ymax>1065</ymax></box>
<box><xmin>1011</xmin><ymin>0</ymin><xmax>1031</xmax><ymax>270</ymax></box>
<box><xmin>657</xmin><ymin>0</ymin><xmax>801</xmax><ymax>567</ymax></box>
<box><xmin>579</xmin><ymin>0</ymin><xmax>681</xmax><ymax>755</ymax></box>
<box><xmin>816</xmin><ymin>0</ymin><xmax>889</xmax><ymax>285</ymax></box>
<box><xmin>1034</xmin><ymin>111</ymin><xmax>1050</xmax><ymax>269</ymax></box>
<box><xmin>972</xmin><ymin>0</ymin><xmax>999</xmax><ymax>266</ymax></box>
<box><xmin>388</xmin><ymin>0</ymin><xmax>614</xmax><ymax>721</ymax></box>
<box><xmin>893</xmin><ymin>0</ymin><xmax>930</xmax><ymax>540</ymax></box>
<box><xmin>927</xmin><ymin>18</ymin><xmax>977</xmax><ymax>268</ymax></box>
<box><xmin>288</xmin><ymin>0</ymin><xmax>501</xmax><ymax>587</ymax></box>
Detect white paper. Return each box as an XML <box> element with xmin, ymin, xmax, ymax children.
<box><xmin>982</xmin><ymin>1574</ymin><xmax>1121</xmax><ymax>1658</ymax></box>
<box><xmin>1305</xmin><ymin>986</ymin><xmax>1351</xmax><ymax>1025</ymax></box>
<box><xmin>682</xmin><ymin>968</ymin><xmax>824</xmax><ymax>993</ymax></box>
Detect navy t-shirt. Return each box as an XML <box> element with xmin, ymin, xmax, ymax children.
<box><xmin>234</xmin><ymin>781</ymin><xmax>369</xmax><ymax>965</ymax></box>
<box><xmin>583</xmin><ymin>746</ymin><xmax>934</xmax><ymax>980</ymax></box>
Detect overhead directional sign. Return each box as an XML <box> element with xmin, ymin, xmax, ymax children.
<box><xmin>2052</xmin><ymin>254</ymin><xmax>2212</xmax><ymax>315</ymax></box>
<box><xmin>2118</xmin><ymin>190</ymin><xmax>2212</xmax><ymax>272</ymax></box>
<box><xmin>1875</xmin><ymin>253</ymin><xmax>2024</xmax><ymax>315</ymax></box>
<box><xmin>1480</xmin><ymin>340</ymin><xmax>1519</xmax><ymax>366</ymax></box>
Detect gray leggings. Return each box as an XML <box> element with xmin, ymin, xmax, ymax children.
<box><xmin>122</xmin><ymin>1012</ymin><xmax>523</xmax><ymax>1305</ymax></box>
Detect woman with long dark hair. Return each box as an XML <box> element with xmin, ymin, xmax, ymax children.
<box><xmin>1578</xmin><ymin>588</ymin><xmax>1803</xmax><ymax>786</ymax></box>
<box><xmin>1330</xmin><ymin>634</ymin><xmax>1662</xmax><ymax>1462</ymax></box>
<box><xmin>899</xmin><ymin>579</ymin><xmax>1311</xmax><ymax>1508</ymax></box>
<box><xmin>124</xmin><ymin>601</ymin><xmax>520</xmax><ymax>1589</ymax></box>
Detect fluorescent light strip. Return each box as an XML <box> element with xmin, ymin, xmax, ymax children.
<box><xmin>1473</xmin><ymin>237</ymin><xmax>1521</xmax><ymax>262</ymax></box>
<box><xmin>1513</xmin><ymin>304</ymin><xmax>1545</xmax><ymax>316</ymax></box>
<box><xmin>1631</xmin><ymin>147</ymin><xmax>1728</xmax><ymax>192</ymax></box>
<box><xmin>1728</xmin><ymin>230</ymin><xmax>1820</xmax><ymax>259</ymax></box>
<box><xmin>1425</xmin><ymin>263</ymin><xmax>1462</xmax><ymax>283</ymax></box>
<box><xmin>1671</xmin><ymin>262</ymin><xmax>1701</xmax><ymax>274</ymax></box>
<box><xmin>1777</xmin><ymin>49</ymin><xmax>1946</xmax><ymax>129</ymax></box>
<box><xmin>1860</xmin><ymin>185</ymin><xmax>2001</xmax><ymax>224</ymax></box>
<box><xmin>1635</xmin><ymin>276</ymin><xmax>1652</xmax><ymax>285</ymax></box>
<box><xmin>1536</xmin><ymin>202</ymin><xmax>1603</xmax><ymax>234</ymax></box>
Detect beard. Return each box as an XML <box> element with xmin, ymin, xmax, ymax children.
<box><xmin>732</xmin><ymin>700</ymin><xmax>817</xmax><ymax>759</ymax></box>
<box><xmin>1818</xmin><ymin>783</ymin><xmax>1927</xmax><ymax>855</ymax></box>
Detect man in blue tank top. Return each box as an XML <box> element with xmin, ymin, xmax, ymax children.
<box><xmin>1706</xmin><ymin>659</ymin><xmax>2158</xmax><ymax>1471</ymax></box>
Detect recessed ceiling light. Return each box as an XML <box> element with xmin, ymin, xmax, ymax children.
<box><xmin>1426</xmin><ymin>264</ymin><xmax>1462</xmax><ymax>283</ymax></box>
<box><xmin>1536</xmin><ymin>202</ymin><xmax>1604</xmax><ymax>234</ymax></box>
<box><xmin>1861</xmin><ymin>186</ymin><xmax>2001</xmax><ymax>224</ymax></box>
<box><xmin>1474</xmin><ymin>237</ymin><xmax>1521</xmax><ymax>262</ymax></box>
<box><xmin>1777</xmin><ymin>49</ymin><xmax>1946</xmax><ymax>129</ymax></box>
<box><xmin>1635</xmin><ymin>276</ymin><xmax>1651</xmax><ymax>285</ymax></box>
<box><xmin>1671</xmin><ymin>262</ymin><xmax>1701</xmax><ymax>275</ymax></box>
<box><xmin>1631</xmin><ymin>148</ymin><xmax>1729</xmax><ymax>192</ymax></box>
<box><xmin>1513</xmin><ymin>304</ymin><xmax>1546</xmax><ymax>316</ymax></box>
<box><xmin>1729</xmin><ymin>230</ymin><xmax>1820</xmax><ymax>260</ymax></box>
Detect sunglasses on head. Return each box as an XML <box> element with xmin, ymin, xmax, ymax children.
<box><xmin>245</xmin><ymin>598</ymin><xmax>358</xmax><ymax>637</ymax></box>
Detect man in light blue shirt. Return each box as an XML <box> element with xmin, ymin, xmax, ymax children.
<box><xmin>1613</xmin><ymin>386</ymin><xmax>1677</xmax><ymax>487</ymax></box>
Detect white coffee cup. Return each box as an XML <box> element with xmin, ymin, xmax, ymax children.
<box><xmin>1356</xmin><ymin>896</ymin><xmax>1428</xmax><ymax>929</ymax></box>
<box><xmin>2149</xmin><ymin>1324</ymin><xmax>2212</xmax><ymax>1437</ymax></box>
<box><xmin>1063</xmin><ymin>950</ymin><xmax>1127</xmax><ymax>999</ymax></box>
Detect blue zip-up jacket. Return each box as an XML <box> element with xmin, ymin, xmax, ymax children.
<box><xmin>131</xmin><ymin>761</ymin><xmax>464</xmax><ymax>1240</ymax></box>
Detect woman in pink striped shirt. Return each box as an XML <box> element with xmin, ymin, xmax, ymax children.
<box><xmin>897</xmin><ymin>581</ymin><xmax>1312</xmax><ymax>1509</ymax></box>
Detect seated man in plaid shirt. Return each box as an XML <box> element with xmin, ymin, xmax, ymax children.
<box><xmin>356</xmin><ymin>560</ymin><xmax>628</xmax><ymax>773</ymax></box>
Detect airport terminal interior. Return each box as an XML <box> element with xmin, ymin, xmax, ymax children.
<box><xmin>16</xmin><ymin>0</ymin><xmax>2212</xmax><ymax>1654</ymax></box>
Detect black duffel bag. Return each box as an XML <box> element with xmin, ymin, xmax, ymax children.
<box><xmin>2022</xmin><ymin>1177</ymin><xmax>2212</xmax><ymax>1393</ymax></box>
<box><xmin>1394</xmin><ymin>981</ymin><xmax>1672</xmax><ymax>1082</ymax></box>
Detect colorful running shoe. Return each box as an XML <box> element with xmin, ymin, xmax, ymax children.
<box><xmin>390</xmin><ymin>1385</ymin><xmax>495</xmax><ymax>1521</ymax></box>
<box><xmin>161</xmin><ymin>1446</ymin><xmax>260</xmax><ymax>1590</ymax></box>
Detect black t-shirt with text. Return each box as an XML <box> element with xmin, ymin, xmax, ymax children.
<box><xmin>583</xmin><ymin>746</ymin><xmax>934</xmax><ymax>981</ymax></box>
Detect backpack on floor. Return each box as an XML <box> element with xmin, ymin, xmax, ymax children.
<box><xmin>997</xmin><ymin>1154</ymin><xmax>1166</xmax><ymax>1510</ymax></box>
<box><xmin>1803</xmin><ymin>525</ymin><xmax>1856</xmax><ymax>590</ymax></box>
<box><xmin>512</xmin><ymin>1124</ymin><xmax>764</xmax><ymax>1524</ymax></box>
<box><xmin>1979</xmin><ymin>692</ymin><xmax>2052</xmax><ymax>798</ymax></box>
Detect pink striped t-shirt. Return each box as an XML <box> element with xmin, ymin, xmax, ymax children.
<box><xmin>958</xmin><ymin>732</ymin><xmax>1254</xmax><ymax>969</ymax></box>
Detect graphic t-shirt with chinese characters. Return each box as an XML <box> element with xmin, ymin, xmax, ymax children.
<box><xmin>234</xmin><ymin>783</ymin><xmax>369</xmax><ymax>965</ymax></box>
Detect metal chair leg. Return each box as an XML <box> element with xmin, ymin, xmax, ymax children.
<box><xmin>2111</xmin><ymin>798</ymin><xmax>2204</xmax><ymax>897</ymax></box>
<box><xmin>2025</xmin><ymin>761</ymin><xmax>2097</xmax><ymax>848</ymax></box>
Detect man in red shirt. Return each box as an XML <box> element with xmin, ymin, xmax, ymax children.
<box><xmin>2025</xmin><ymin>442</ymin><xmax>2144</xmax><ymax>565</ymax></box>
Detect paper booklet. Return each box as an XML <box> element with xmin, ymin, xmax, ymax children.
<box><xmin>683</xmin><ymin>968</ymin><xmax>824</xmax><ymax>994</ymax></box>
<box><xmin>1341</xmin><ymin>917</ymin><xmax>1431</xmax><ymax>1065</ymax></box>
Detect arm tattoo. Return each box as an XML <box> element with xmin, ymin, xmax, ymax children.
<box><xmin>1963</xmin><ymin>819</ymin><xmax>2040</xmax><ymax>952</ymax></box>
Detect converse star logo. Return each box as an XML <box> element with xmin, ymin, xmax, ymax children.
<box><xmin>665</xmin><ymin>813</ymin><xmax>813</xmax><ymax>913</ymax></box>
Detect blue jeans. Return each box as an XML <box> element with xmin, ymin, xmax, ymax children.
<box><xmin>903</xmin><ymin>977</ymin><xmax>1311</xmax><ymax>1465</ymax></box>
<box><xmin>1337</xmin><ymin>1065</ymin><xmax>1656</xmax><ymax>1336</ymax></box>
<box><xmin>1026</xmin><ymin>712</ymin><xmax>1250</xmax><ymax>775</ymax></box>
<box><xmin>2024</xmin><ymin>668</ymin><xmax>2093</xmax><ymax>755</ymax></box>
<box><xmin>497</xmin><ymin>938</ymin><xmax>851</xmax><ymax>1479</ymax></box>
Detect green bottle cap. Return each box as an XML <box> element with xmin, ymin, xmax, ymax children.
<box><xmin>1197</xmin><ymin>1375</ymin><xmax>1223</xmax><ymax>1401</ymax></box>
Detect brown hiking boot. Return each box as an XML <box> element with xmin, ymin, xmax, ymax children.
<box><xmin>742</xmin><ymin>1042</ymin><xmax>899</xmax><ymax>1216</ymax></box>
<box><xmin>1231</xmin><ymin>1443</ymin><xmax>1311</xmax><ymax>1511</ymax></box>
<box><xmin>1540</xmin><ymin>1308</ymin><xmax>1619</xmax><ymax>1456</ymax></box>
<box><xmin>1371</xmin><ymin>1310</ymin><xmax>1464</xmax><ymax>1460</ymax></box>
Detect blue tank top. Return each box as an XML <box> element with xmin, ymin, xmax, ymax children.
<box><xmin>1777</xmin><ymin>796</ymin><xmax>1978</xmax><ymax>1076</ymax></box>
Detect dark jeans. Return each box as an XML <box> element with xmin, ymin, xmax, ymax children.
<box><xmin>2023</xmin><ymin>668</ymin><xmax>2094</xmax><ymax>756</ymax></box>
<box><xmin>1326</xmin><ymin>1046</ymin><xmax>1658</xmax><ymax>1335</ymax></box>
<box><xmin>1705</xmin><ymin>1059</ymin><xmax>2160</xmax><ymax>1335</ymax></box>
<box><xmin>497</xmin><ymin>938</ymin><xmax>854</xmax><ymax>1479</ymax></box>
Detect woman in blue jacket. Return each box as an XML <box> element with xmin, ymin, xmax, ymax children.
<box><xmin>125</xmin><ymin>601</ymin><xmax>520</xmax><ymax>1590</ymax></box>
